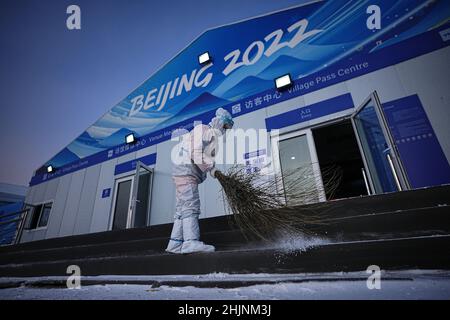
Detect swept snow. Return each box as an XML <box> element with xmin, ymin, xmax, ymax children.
<box><xmin>241</xmin><ymin>232</ymin><xmax>331</xmax><ymax>253</ymax></box>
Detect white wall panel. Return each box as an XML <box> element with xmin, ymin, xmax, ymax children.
<box><xmin>150</xmin><ymin>140</ymin><xmax>176</xmax><ymax>225</ymax></box>
<box><xmin>23</xmin><ymin>185</ymin><xmax>35</xmax><ymax>205</ymax></box>
<box><xmin>43</xmin><ymin>178</ymin><xmax>59</xmax><ymax>202</ymax></box>
<box><xmin>58</xmin><ymin>170</ymin><xmax>86</xmax><ymax>237</ymax></box>
<box><xmin>346</xmin><ymin>66</ymin><xmax>406</xmax><ymax>106</ymax></box>
<box><xmin>45</xmin><ymin>174</ymin><xmax>72</xmax><ymax>239</ymax></box>
<box><xmin>31</xmin><ymin>181</ymin><xmax>47</xmax><ymax>205</ymax></box>
<box><xmin>73</xmin><ymin>164</ymin><xmax>101</xmax><ymax>235</ymax></box>
<box><xmin>90</xmin><ymin>158</ymin><xmax>118</xmax><ymax>233</ymax></box>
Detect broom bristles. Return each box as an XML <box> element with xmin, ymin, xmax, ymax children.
<box><xmin>216</xmin><ymin>164</ymin><xmax>342</xmax><ymax>241</ymax></box>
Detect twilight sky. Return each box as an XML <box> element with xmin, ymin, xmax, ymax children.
<box><xmin>0</xmin><ymin>0</ymin><xmax>309</xmax><ymax>186</ymax></box>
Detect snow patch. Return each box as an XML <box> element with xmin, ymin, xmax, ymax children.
<box><xmin>259</xmin><ymin>232</ymin><xmax>331</xmax><ymax>253</ymax></box>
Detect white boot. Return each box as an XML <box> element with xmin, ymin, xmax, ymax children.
<box><xmin>181</xmin><ymin>217</ymin><xmax>215</xmax><ymax>254</ymax></box>
<box><xmin>165</xmin><ymin>219</ymin><xmax>183</xmax><ymax>254</ymax></box>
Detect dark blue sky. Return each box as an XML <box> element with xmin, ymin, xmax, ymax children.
<box><xmin>0</xmin><ymin>0</ymin><xmax>309</xmax><ymax>186</ymax></box>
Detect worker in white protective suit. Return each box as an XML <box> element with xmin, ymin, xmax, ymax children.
<box><xmin>166</xmin><ymin>108</ymin><xmax>234</xmax><ymax>254</ymax></box>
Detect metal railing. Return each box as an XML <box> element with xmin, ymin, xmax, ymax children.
<box><xmin>0</xmin><ymin>208</ymin><xmax>31</xmax><ymax>246</ymax></box>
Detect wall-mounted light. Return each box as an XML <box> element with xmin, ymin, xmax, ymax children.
<box><xmin>47</xmin><ymin>165</ymin><xmax>54</xmax><ymax>173</ymax></box>
<box><xmin>275</xmin><ymin>74</ymin><xmax>293</xmax><ymax>91</ymax></box>
<box><xmin>198</xmin><ymin>52</ymin><xmax>212</xmax><ymax>65</ymax></box>
<box><xmin>125</xmin><ymin>133</ymin><xmax>136</xmax><ymax>144</ymax></box>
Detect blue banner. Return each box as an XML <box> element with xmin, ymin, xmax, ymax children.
<box><xmin>30</xmin><ymin>0</ymin><xmax>450</xmax><ymax>186</ymax></box>
<box><xmin>265</xmin><ymin>93</ymin><xmax>354</xmax><ymax>130</ymax></box>
<box><xmin>382</xmin><ymin>95</ymin><xmax>450</xmax><ymax>188</ymax></box>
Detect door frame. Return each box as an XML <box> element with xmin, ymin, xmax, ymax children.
<box><xmin>271</xmin><ymin>128</ymin><xmax>327</xmax><ymax>203</ymax></box>
<box><xmin>109</xmin><ymin>175</ymin><xmax>135</xmax><ymax>230</ymax></box>
<box><xmin>130</xmin><ymin>161</ymin><xmax>154</xmax><ymax>228</ymax></box>
<box><xmin>350</xmin><ymin>91</ymin><xmax>410</xmax><ymax>194</ymax></box>
<box><xmin>310</xmin><ymin>118</ymin><xmax>372</xmax><ymax>197</ymax></box>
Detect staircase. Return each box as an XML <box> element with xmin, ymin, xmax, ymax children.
<box><xmin>0</xmin><ymin>185</ymin><xmax>449</xmax><ymax>277</ymax></box>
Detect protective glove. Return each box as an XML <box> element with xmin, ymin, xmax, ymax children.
<box><xmin>210</xmin><ymin>167</ymin><xmax>220</xmax><ymax>179</ymax></box>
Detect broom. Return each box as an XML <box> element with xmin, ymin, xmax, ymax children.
<box><xmin>215</xmin><ymin>164</ymin><xmax>342</xmax><ymax>241</ymax></box>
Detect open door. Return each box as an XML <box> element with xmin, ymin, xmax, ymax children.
<box><xmin>130</xmin><ymin>161</ymin><xmax>153</xmax><ymax>228</ymax></box>
<box><xmin>111</xmin><ymin>176</ymin><xmax>134</xmax><ymax>230</ymax></box>
<box><xmin>351</xmin><ymin>92</ymin><xmax>410</xmax><ymax>195</ymax></box>
<box><xmin>111</xmin><ymin>161</ymin><xmax>153</xmax><ymax>230</ymax></box>
<box><xmin>272</xmin><ymin>129</ymin><xmax>326</xmax><ymax>206</ymax></box>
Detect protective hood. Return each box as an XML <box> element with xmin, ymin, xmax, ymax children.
<box><xmin>208</xmin><ymin>108</ymin><xmax>234</xmax><ymax>135</ymax></box>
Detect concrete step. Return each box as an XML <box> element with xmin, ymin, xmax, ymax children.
<box><xmin>316</xmin><ymin>205</ymin><xmax>450</xmax><ymax>239</ymax></box>
<box><xmin>0</xmin><ymin>230</ymin><xmax>247</xmax><ymax>265</ymax></box>
<box><xmin>2</xmin><ymin>185</ymin><xmax>448</xmax><ymax>255</ymax></box>
<box><xmin>308</xmin><ymin>184</ymin><xmax>450</xmax><ymax>218</ymax></box>
<box><xmin>0</xmin><ymin>235</ymin><xmax>449</xmax><ymax>277</ymax></box>
<box><xmin>0</xmin><ymin>205</ymin><xmax>448</xmax><ymax>266</ymax></box>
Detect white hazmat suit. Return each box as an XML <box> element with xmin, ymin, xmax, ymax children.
<box><xmin>166</xmin><ymin>108</ymin><xmax>234</xmax><ymax>254</ymax></box>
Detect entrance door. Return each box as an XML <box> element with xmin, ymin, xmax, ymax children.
<box><xmin>273</xmin><ymin>129</ymin><xmax>326</xmax><ymax>206</ymax></box>
<box><xmin>111</xmin><ymin>161</ymin><xmax>153</xmax><ymax>230</ymax></box>
<box><xmin>312</xmin><ymin>119</ymin><xmax>369</xmax><ymax>199</ymax></box>
<box><xmin>111</xmin><ymin>176</ymin><xmax>134</xmax><ymax>230</ymax></box>
<box><xmin>351</xmin><ymin>92</ymin><xmax>409</xmax><ymax>194</ymax></box>
<box><xmin>130</xmin><ymin>161</ymin><xmax>153</xmax><ymax>228</ymax></box>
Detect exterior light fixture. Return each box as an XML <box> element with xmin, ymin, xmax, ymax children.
<box><xmin>275</xmin><ymin>74</ymin><xmax>293</xmax><ymax>91</ymax></box>
<box><xmin>47</xmin><ymin>165</ymin><xmax>54</xmax><ymax>173</ymax></box>
<box><xmin>198</xmin><ymin>52</ymin><xmax>212</xmax><ymax>65</ymax></box>
<box><xmin>125</xmin><ymin>133</ymin><xmax>136</xmax><ymax>144</ymax></box>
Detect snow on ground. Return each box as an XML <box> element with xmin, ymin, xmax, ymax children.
<box><xmin>1</xmin><ymin>270</ymin><xmax>450</xmax><ymax>300</ymax></box>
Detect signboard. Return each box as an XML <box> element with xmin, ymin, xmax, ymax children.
<box><xmin>382</xmin><ymin>95</ymin><xmax>450</xmax><ymax>188</ymax></box>
<box><xmin>101</xmin><ymin>188</ymin><xmax>111</xmax><ymax>199</ymax></box>
<box><xmin>244</xmin><ymin>149</ymin><xmax>267</xmax><ymax>174</ymax></box>
<box><xmin>31</xmin><ymin>0</ymin><xmax>450</xmax><ymax>186</ymax></box>
<box><xmin>265</xmin><ymin>93</ymin><xmax>354</xmax><ymax>130</ymax></box>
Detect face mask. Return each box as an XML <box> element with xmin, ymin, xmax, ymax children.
<box><xmin>217</xmin><ymin>126</ymin><xmax>226</xmax><ymax>136</ymax></box>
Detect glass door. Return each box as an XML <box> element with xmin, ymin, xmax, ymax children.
<box><xmin>111</xmin><ymin>176</ymin><xmax>134</xmax><ymax>230</ymax></box>
<box><xmin>274</xmin><ymin>129</ymin><xmax>326</xmax><ymax>206</ymax></box>
<box><xmin>110</xmin><ymin>161</ymin><xmax>154</xmax><ymax>230</ymax></box>
<box><xmin>351</xmin><ymin>92</ymin><xmax>409</xmax><ymax>194</ymax></box>
<box><xmin>130</xmin><ymin>161</ymin><xmax>153</xmax><ymax>228</ymax></box>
